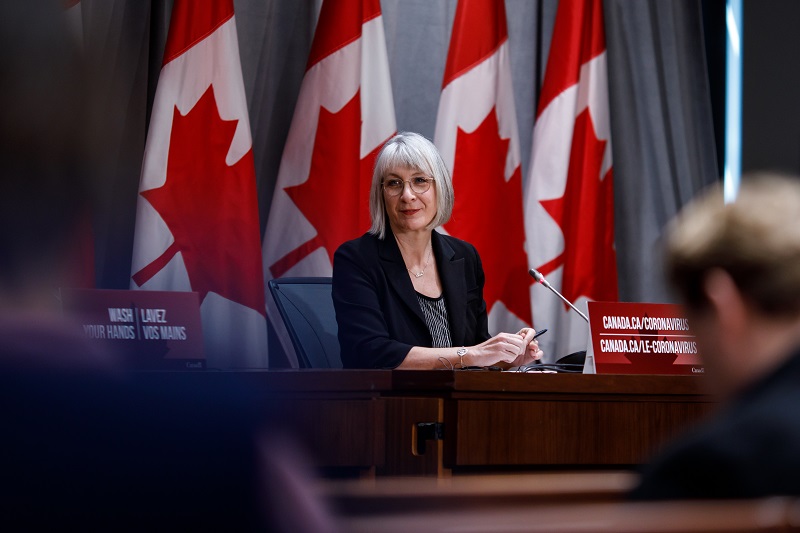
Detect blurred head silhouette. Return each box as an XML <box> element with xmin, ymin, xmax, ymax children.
<box><xmin>0</xmin><ymin>2</ymin><xmax>96</xmax><ymax>310</ymax></box>
<box><xmin>664</xmin><ymin>173</ymin><xmax>800</xmax><ymax>396</ymax></box>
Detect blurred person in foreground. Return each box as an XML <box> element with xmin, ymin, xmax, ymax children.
<box><xmin>0</xmin><ymin>4</ymin><xmax>334</xmax><ymax>531</ymax></box>
<box><xmin>333</xmin><ymin>132</ymin><xmax>543</xmax><ymax>370</ymax></box>
<box><xmin>631</xmin><ymin>173</ymin><xmax>800</xmax><ymax>500</ymax></box>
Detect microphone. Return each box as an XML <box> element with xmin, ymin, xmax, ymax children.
<box><xmin>528</xmin><ymin>268</ymin><xmax>589</xmax><ymax>323</ymax></box>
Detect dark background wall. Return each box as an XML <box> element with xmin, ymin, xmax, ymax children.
<box><xmin>742</xmin><ymin>0</ymin><xmax>800</xmax><ymax>174</ymax></box>
<box><xmin>701</xmin><ymin>0</ymin><xmax>726</xmax><ymax>177</ymax></box>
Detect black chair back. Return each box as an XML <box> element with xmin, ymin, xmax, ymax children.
<box><xmin>267</xmin><ymin>277</ymin><xmax>341</xmax><ymax>368</ymax></box>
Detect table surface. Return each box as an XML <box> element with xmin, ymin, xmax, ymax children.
<box><xmin>247</xmin><ymin>368</ymin><xmax>710</xmax><ymax>393</ymax></box>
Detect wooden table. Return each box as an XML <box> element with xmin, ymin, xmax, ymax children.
<box><xmin>337</xmin><ymin>497</ymin><xmax>799</xmax><ymax>533</ymax></box>
<box><xmin>320</xmin><ymin>471</ymin><xmax>638</xmax><ymax>515</ymax></box>
<box><xmin>250</xmin><ymin>370</ymin><xmax>715</xmax><ymax>477</ymax></box>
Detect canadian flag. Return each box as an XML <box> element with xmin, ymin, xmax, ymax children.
<box><xmin>434</xmin><ymin>0</ymin><xmax>532</xmax><ymax>335</ymax></box>
<box><xmin>262</xmin><ymin>0</ymin><xmax>396</xmax><ymax>366</ymax></box>
<box><xmin>130</xmin><ymin>0</ymin><xmax>268</xmax><ymax>368</ymax></box>
<box><xmin>525</xmin><ymin>0</ymin><xmax>618</xmax><ymax>360</ymax></box>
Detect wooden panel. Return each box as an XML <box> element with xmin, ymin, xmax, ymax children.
<box><xmin>447</xmin><ymin>398</ymin><xmax>713</xmax><ymax>466</ymax></box>
<box><xmin>244</xmin><ymin>370</ymin><xmax>717</xmax><ymax>476</ymax></box>
<box><xmin>265</xmin><ymin>398</ymin><xmax>385</xmax><ymax>468</ymax></box>
<box><xmin>380</xmin><ymin>397</ymin><xmax>445</xmax><ymax>477</ymax></box>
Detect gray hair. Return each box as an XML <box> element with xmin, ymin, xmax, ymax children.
<box><xmin>368</xmin><ymin>132</ymin><xmax>454</xmax><ymax>239</ymax></box>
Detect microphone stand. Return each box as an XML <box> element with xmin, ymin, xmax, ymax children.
<box><xmin>528</xmin><ymin>268</ymin><xmax>589</xmax><ymax>323</ymax></box>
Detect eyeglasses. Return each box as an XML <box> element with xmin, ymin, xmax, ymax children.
<box><xmin>382</xmin><ymin>176</ymin><xmax>435</xmax><ymax>197</ymax></box>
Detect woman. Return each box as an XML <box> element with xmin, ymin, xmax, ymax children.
<box><xmin>332</xmin><ymin>132</ymin><xmax>542</xmax><ymax>369</ymax></box>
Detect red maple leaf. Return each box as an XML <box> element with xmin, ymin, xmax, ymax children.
<box><xmin>445</xmin><ymin>108</ymin><xmax>532</xmax><ymax>325</ymax></box>
<box><xmin>132</xmin><ymin>85</ymin><xmax>266</xmax><ymax>316</ymax></box>
<box><xmin>269</xmin><ymin>90</ymin><xmax>380</xmax><ymax>277</ymax></box>
<box><xmin>538</xmin><ymin>108</ymin><xmax>618</xmax><ymax>306</ymax></box>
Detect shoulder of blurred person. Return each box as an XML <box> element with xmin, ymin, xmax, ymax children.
<box><xmin>631</xmin><ymin>344</ymin><xmax>800</xmax><ymax>500</ymax></box>
<box><xmin>0</xmin><ymin>357</ymin><xmax>269</xmax><ymax>530</ymax></box>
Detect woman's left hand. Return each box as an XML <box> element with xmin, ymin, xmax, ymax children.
<box><xmin>512</xmin><ymin>328</ymin><xmax>544</xmax><ymax>366</ymax></box>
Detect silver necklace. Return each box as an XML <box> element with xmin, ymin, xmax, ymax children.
<box><xmin>407</xmin><ymin>246</ymin><xmax>432</xmax><ymax>278</ymax></box>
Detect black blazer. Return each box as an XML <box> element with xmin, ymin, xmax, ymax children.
<box><xmin>332</xmin><ymin>228</ymin><xmax>490</xmax><ymax>369</ymax></box>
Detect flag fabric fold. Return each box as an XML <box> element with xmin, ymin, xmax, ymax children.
<box><xmin>262</xmin><ymin>0</ymin><xmax>396</xmax><ymax>367</ymax></box>
<box><xmin>525</xmin><ymin>0</ymin><xmax>618</xmax><ymax>361</ymax></box>
<box><xmin>130</xmin><ymin>0</ymin><xmax>267</xmax><ymax>369</ymax></box>
<box><xmin>434</xmin><ymin>0</ymin><xmax>532</xmax><ymax>336</ymax></box>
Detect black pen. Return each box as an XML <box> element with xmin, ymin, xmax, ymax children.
<box><xmin>533</xmin><ymin>328</ymin><xmax>548</xmax><ymax>339</ymax></box>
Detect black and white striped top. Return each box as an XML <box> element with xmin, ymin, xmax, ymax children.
<box><xmin>416</xmin><ymin>292</ymin><xmax>452</xmax><ymax>348</ymax></box>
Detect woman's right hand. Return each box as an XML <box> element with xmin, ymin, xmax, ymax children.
<box><xmin>467</xmin><ymin>333</ymin><xmax>527</xmax><ymax>366</ymax></box>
